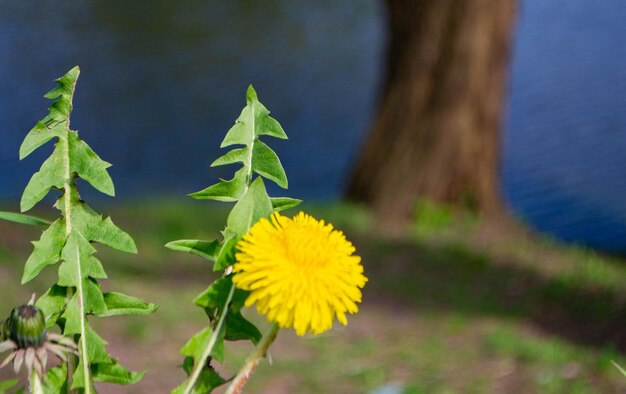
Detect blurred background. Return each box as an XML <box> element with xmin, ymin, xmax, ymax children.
<box><xmin>1</xmin><ymin>0</ymin><xmax>625</xmax><ymax>393</ymax></box>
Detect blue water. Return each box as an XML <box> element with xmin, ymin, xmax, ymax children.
<box><xmin>503</xmin><ymin>0</ymin><xmax>626</xmax><ymax>251</ymax></box>
<box><xmin>1</xmin><ymin>1</ymin><xmax>626</xmax><ymax>251</ymax></box>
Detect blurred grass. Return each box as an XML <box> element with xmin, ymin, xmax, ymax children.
<box><xmin>0</xmin><ymin>198</ymin><xmax>624</xmax><ymax>393</ymax></box>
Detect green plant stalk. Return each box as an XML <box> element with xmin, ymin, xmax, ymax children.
<box><xmin>75</xmin><ymin>245</ymin><xmax>91</xmax><ymax>394</ymax></box>
<box><xmin>613</xmin><ymin>360</ymin><xmax>626</xmax><ymax>377</ymax></box>
<box><xmin>60</xmin><ymin>77</ymin><xmax>89</xmax><ymax>393</ymax></box>
<box><xmin>182</xmin><ymin>285</ymin><xmax>236</xmax><ymax>394</ymax></box>
<box><xmin>182</xmin><ymin>115</ymin><xmax>258</xmax><ymax>394</ymax></box>
<box><xmin>171</xmin><ymin>85</ymin><xmax>291</xmax><ymax>393</ymax></box>
<box><xmin>15</xmin><ymin>66</ymin><xmax>153</xmax><ymax>392</ymax></box>
<box><xmin>30</xmin><ymin>371</ymin><xmax>43</xmax><ymax>394</ymax></box>
<box><xmin>225</xmin><ymin>323</ymin><xmax>280</xmax><ymax>394</ymax></box>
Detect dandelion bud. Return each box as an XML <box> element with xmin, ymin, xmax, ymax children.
<box><xmin>6</xmin><ymin>304</ymin><xmax>46</xmax><ymax>349</ymax></box>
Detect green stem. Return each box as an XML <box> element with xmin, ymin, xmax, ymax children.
<box><xmin>61</xmin><ymin>73</ymin><xmax>86</xmax><ymax>394</ymax></box>
<box><xmin>225</xmin><ymin>323</ymin><xmax>280</xmax><ymax>394</ymax></box>
<box><xmin>30</xmin><ymin>371</ymin><xmax>44</xmax><ymax>394</ymax></box>
<box><xmin>182</xmin><ymin>284</ymin><xmax>236</xmax><ymax>394</ymax></box>
<box><xmin>183</xmin><ymin>100</ymin><xmax>258</xmax><ymax>394</ymax></box>
<box><xmin>75</xmin><ymin>245</ymin><xmax>92</xmax><ymax>394</ymax></box>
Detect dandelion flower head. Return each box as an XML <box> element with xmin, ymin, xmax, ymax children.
<box><xmin>233</xmin><ymin>212</ymin><xmax>367</xmax><ymax>336</ymax></box>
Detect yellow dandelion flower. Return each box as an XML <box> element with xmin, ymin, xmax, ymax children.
<box><xmin>232</xmin><ymin>211</ymin><xmax>367</xmax><ymax>336</ymax></box>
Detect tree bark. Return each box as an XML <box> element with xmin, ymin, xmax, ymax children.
<box><xmin>347</xmin><ymin>0</ymin><xmax>517</xmax><ymax>233</ymax></box>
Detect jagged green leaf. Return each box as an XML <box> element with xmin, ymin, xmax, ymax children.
<box><xmin>226</xmin><ymin>177</ymin><xmax>273</xmax><ymax>236</ymax></box>
<box><xmin>58</xmin><ymin>232</ymin><xmax>107</xmax><ymax>287</ymax></box>
<box><xmin>20</xmin><ymin>143</ymin><xmax>66</xmax><ymax>212</ymax></box>
<box><xmin>22</xmin><ymin>219</ymin><xmax>65</xmax><ymax>284</ymax></box>
<box><xmin>251</xmin><ymin>140</ymin><xmax>287</xmax><ymax>188</ymax></box>
<box><xmin>220</xmin><ymin>121</ymin><xmax>248</xmax><ymax>148</ymax></box>
<box><xmin>20</xmin><ymin>121</ymin><xmax>59</xmax><ymax>160</ymax></box>
<box><xmin>42</xmin><ymin>365</ymin><xmax>68</xmax><ymax>394</ymax></box>
<box><xmin>225</xmin><ymin>312</ymin><xmax>262</xmax><ymax>344</ymax></box>
<box><xmin>36</xmin><ymin>285</ymin><xmax>68</xmax><ymax>327</ymax></box>
<box><xmin>45</xmin><ymin>66</ymin><xmax>79</xmax><ymax>100</ymax></box>
<box><xmin>180</xmin><ymin>326</ymin><xmax>224</xmax><ymax>365</ymax></box>
<box><xmin>221</xmin><ymin>86</ymin><xmax>287</xmax><ymax>147</ymax></box>
<box><xmin>67</xmin><ymin>131</ymin><xmax>115</xmax><ymax>196</ymax></box>
<box><xmin>71</xmin><ymin>361</ymin><xmax>95</xmax><ymax>391</ymax></box>
<box><xmin>210</xmin><ymin>147</ymin><xmax>248</xmax><ymax>167</ymax></box>
<box><xmin>213</xmin><ymin>233</ymin><xmax>239</xmax><ymax>271</ymax></box>
<box><xmin>165</xmin><ymin>239</ymin><xmax>220</xmax><ymax>261</ymax></box>
<box><xmin>72</xmin><ymin>202</ymin><xmax>136</xmax><ymax>253</ymax></box>
<box><xmin>72</xmin><ymin>325</ymin><xmax>117</xmax><ymax>389</ymax></box>
<box><xmin>92</xmin><ymin>361</ymin><xmax>144</xmax><ymax>385</ymax></box>
<box><xmin>19</xmin><ymin>121</ymin><xmax>61</xmax><ymax>160</ymax></box>
<box><xmin>99</xmin><ymin>292</ymin><xmax>158</xmax><ymax>317</ymax></box>
<box><xmin>246</xmin><ymin>85</ymin><xmax>287</xmax><ymax>139</ymax></box>
<box><xmin>61</xmin><ymin>292</ymin><xmax>81</xmax><ymax>335</ymax></box>
<box><xmin>245</xmin><ymin>84</ymin><xmax>258</xmax><ymax>103</ymax></box>
<box><xmin>0</xmin><ymin>211</ymin><xmax>51</xmax><ymax>226</ymax></box>
<box><xmin>259</xmin><ymin>114</ymin><xmax>288</xmax><ymax>139</ymax></box>
<box><xmin>84</xmin><ymin>324</ymin><xmax>110</xmax><ymax>364</ymax></box>
<box><xmin>194</xmin><ymin>276</ymin><xmax>248</xmax><ymax>313</ymax></box>
<box><xmin>62</xmin><ymin>286</ymin><xmax>106</xmax><ymax>335</ymax></box>
<box><xmin>189</xmin><ymin>167</ymin><xmax>247</xmax><ymax>202</ymax></box>
<box><xmin>271</xmin><ymin>197</ymin><xmax>302</xmax><ymax>212</ymax></box>
<box><xmin>172</xmin><ymin>360</ymin><xmax>225</xmax><ymax>394</ymax></box>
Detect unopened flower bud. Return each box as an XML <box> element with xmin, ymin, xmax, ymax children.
<box><xmin>7</xmin><ymin>304</ymin><xmax>46</xmax><ymax>349</ymax></box>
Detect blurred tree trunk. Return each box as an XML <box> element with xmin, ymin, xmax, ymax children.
<box><xmin>347</xmin><ymin>0</ymin><xmax>517</xmax><ymax>233</ymax></box>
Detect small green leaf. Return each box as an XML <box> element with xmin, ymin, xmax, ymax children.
<box><xmin>45</xmin><ymin>66</ymin><xmax>80</xmax><ymax>100</ymax></box>
<box><xmin>62</xmin><ymin>289</ymin><xmax>106</xmax><ymax>335</ymax></box>
<box><xmin>84</xmin><ymin>279</ymin><xmax>107</xmax><ymax>315</ymax></box>
<box><xmin>72</xmin><ymin>202</ymin><xmax>136</xmax><ymax>253</ymax></box>
<box><xmin>226</xmin><ymin>177</ymin><xmax>273</xmax><ymax>236</ymax></box>
<box><xmin>220</xmin><ymin>121</ymin><xmax>249</xmax><ymax>148</ymax></box>
<box><xmin>42</xmin><ymin>365</ymin><xmax>68</xmax><ymax>393</ymax></box>
<box><xmin>0</xmin><ymin>211</ymin><xmax>51</xmax><ymax>226</ymax></box>
<box><xmin>22</xmin><ymin>219</ymin><xmax>65</xmax><ymax>284</ymax></box>
<box><xmin>36</xmin><ymin>285</ymin><xmax>68</xmax><ymax>327</ymax></box>
<box><xmin>19</xmin><ymin>121</ymin><xmax>62</xmax><ymax>160</ymax></box>
<box><xmin>99</xmin><ymin>292</ymin><xmax>158</xmax><ymax>317</ymax></box>
<box><xmin>165</xmin><ymin>239</ymin><xmax>220</xmax><ymax>262</ymax></box>
<box><xmin>68</xmin><ymin>131</ymin><xmax>115</xmax><ymax>196</ymax></box>
<box><xmin>172</xmin><ymin>363</ymin><xmax>225</xmax><ymax>394</ymax></box>
<box><xmin>259</xmin><ymin>115</ymin><xmax>288</xmax><ymax>139</ymax></box>
<box><xmin>271</xmin><ymin>197</ymin><xmax>302</xmax><ymax>212</ymax></box>
<box><xmin>225</xmin><ymin>312</ymin><xmax>262</xmax><ymax>344</ymax></box>
<box><xmin>92</xmin><ymin>361</ymin><xmax>144</xmax><ymax>385</ymax></box>
<box><xmin>84</xmin><ymin>324</ymin><xmax>110</xmax><ymax>364</ymax></box>
<box><xmin>93</xmin><ymin>216</ymin><xmax>137</xmax><ymax>253</ymax></box>
<box><xmin>20</xmin><ymin>143</ymin><xmax>66</xmax><ymax>212</ymax></box>
<box><xmin>189</xmin><ymin>167</ymin><xmax>247</xmax><ymax>202</ymax></box>
<box><xmin>252</xmin><ymin>140</ymin><xmax>288</xmax><ymax>188</ymax></box>
<box><xmin>213</xmin><ymin>233</ymin><xmax>239</xmax><ymax>271</ymax></box>
<box><xmin>211</xmin><ymin>147</ymin><xmax>248</xmax><ymax>167</ymax></box>
<box><xmin>58</xmin><ymin>232</ymin><xmax>107</xmax><ymax>287</ymax></box>
<box><xmin>221</xmin><ymin>85</ymin><xmax>288</xmax><ymax>148</ymax></box>
<box><xmin>194</xmin><ymin>276</ymin><xmax>248</xmax><ymax>313</ymax></box>
<box><xmin>181</xmin><ymin>326</ymin><xmax>224</xmax><ymax>365</ymax></box>
<box><xmin>246</xmin><ymin>84</ymin><xmax>258</xmax><ymax>103</ymax></box>
<box><xmin>62</xmin><ymin>292</ymin><xmax>81</xmax><ymax>335</ymax></box>
<box><xmin>71</xmin><ymin>361</ymin><xmax>95</xmax><ymax>391</ymax></box>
